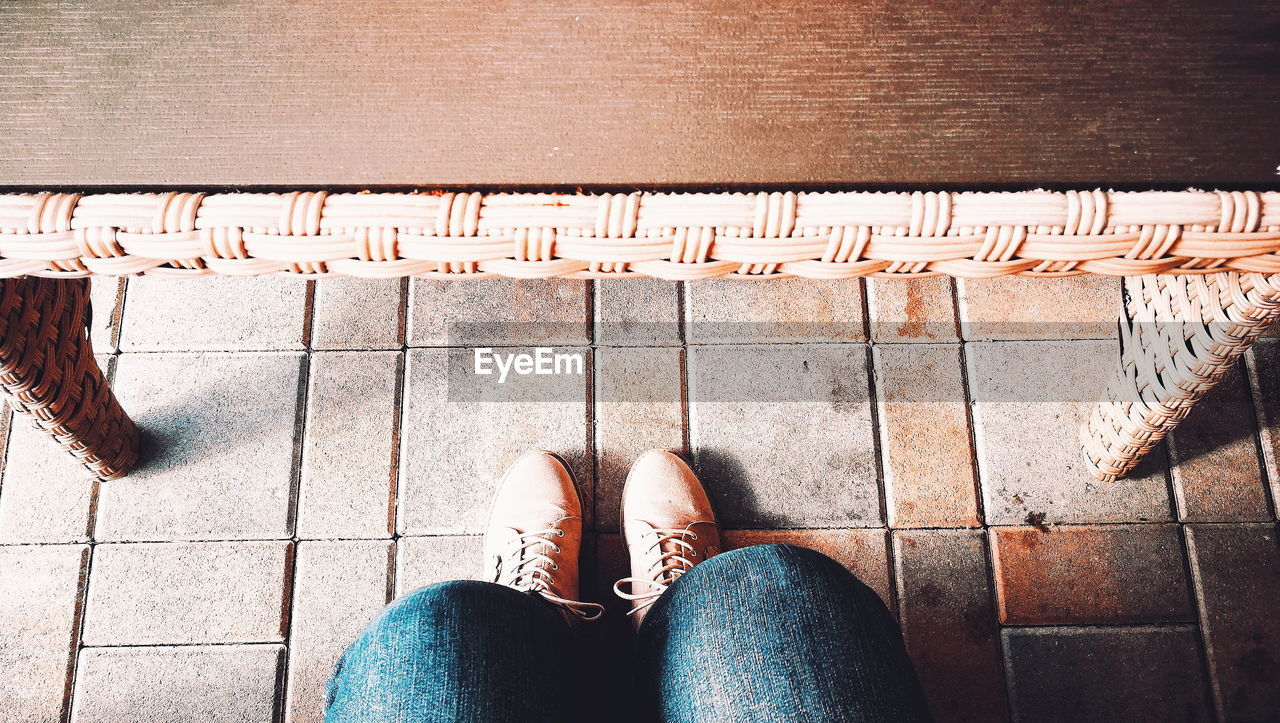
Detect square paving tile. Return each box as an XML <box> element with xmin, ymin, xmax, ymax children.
<box><xmin>957</xmin><ymin>275</ymin><xmax>1119</xmax><ymax>341</ymax></box>
<box><xmin>119</xmin><ymin>276</ymin><xmax>307</xmax><ymax>352</ymax></box>
<box><xmin>893</xmin><ymin>529</ymin><xmax>1007</xmax><ymax>722</ymax></box>
<box><xmin>0</xmin><ymin>355</ymin><xmax>115</xmax><ymax>544</ymax></box>
<box><xmin>397</xmin><ymin>349</ymin><xmax>589</xmax><ymax>535</ymax></box>
<box><xmin>1185</xmin><ymin>523</ymin><xmax>1280</xmax><ymax>721</ymax></box>
<box><xmin>96</xmin><ymin>352</ymin><xmax>305</xmax><ymax>541</ymax></box>
<box><xmin>1003</xmin><ymin>627</ymin><xmax>1211</xmax><ymax>723</ymax></box>
<box><xmin>594</xmin><ymin>278</ymin><xmax>681</xmax><ymax>346</ymax></box>
<box><xmin>1245</xmin><ymin>339</ymin><xmax>1280</xmax><ymax>510</ymax></box>
<box><xmin>967</xmin><ymin>340</ymin><xmax>1172</xmax><ymax>524</ymax></box>
<box><xmin>874</xmin><ymin>344</ymin><xmax>979</xmax><ymax>527</ymax></box>
<box><xmin>395</xmin><ymin>536</ymin><xmax>485</xmax><ymax>596</ymax></box>
<box><xmin>0</xmin><ymin>420</ymin><xmax>97</xmax><ymax>543</ymax></box>
<box><xmin>72</xmin><ymin>645</ymin><xmax>283</xmax><ymax>723</ymax></box>
<box><xmin>989</xmin><ymin>525</ymin><xmax>1193</xmax><ymax>625</ymax></box>
<box><xmin>298</xmin><ymin>351</ymin><xmax>400</xmax><ymax>539</ymax></box>
<box><xmin>287</xmin><ymin>540</ymin><xmax>392</xmax><ymax>723</ymax></box>
<box><xmin>311</xmin><ymin>278</ymin><xmax>404</xmax><ymax>351</ymax></box>
<box><xmin>685</xmin><ymin>277</ymin><xmax>865</xmax><ymax>343</ymax></box>
<box><xmin>1168</xmin><ymin>365</ymin><xmax>1269</xmax><ymax>521</ymax></box>
<box><xmin>81</xmin><ymin>541</ymin><xmax>291</xmax><ymax>645</ymax></box>
<box><xmin>593</xmin><ymin>347</ymin><xmax>684</xmax><ymax>532</ymax></box>
<box><xmin>866</xmin><ymin>276</ymin><xmax>959</xmax><ymax>343</ymax></box>
<box><xmin>408</xmin><ymin>278</ymin><xmax>589</xmax><ymax>346</ymax></box>
<box><xmin>0</xmin><ymin>545</ymin><xmax>88</xmax><ymax>723</ymax></box>
<box><xmin>689</xmin><ymin>344</ymin><xmax>880</xmax><ymax>528</ymax></box>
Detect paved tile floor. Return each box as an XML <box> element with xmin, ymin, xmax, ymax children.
<box><xmin>2</xmin><ymin>275</ymin><xmax>1279</xmax><ymax>723</ymax></box>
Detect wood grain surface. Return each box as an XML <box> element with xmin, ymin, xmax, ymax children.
<box><xmin>1</xmin><ymin>1</ymin><xmax>1278</xmax><ymax>187</ymax></box>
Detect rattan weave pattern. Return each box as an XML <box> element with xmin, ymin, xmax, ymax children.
<box><xmin>1082</xmin><ymin>273</ymin><xmax>1280</xmax><ymax>481</ymax></box>
<box><xmin>2</xmin><ymin>190</ymin><xmax>1279</xmax><ymax>280</ymax></box>
<box><xmin>0</xmin><ymin>277</ymin><xmax>138</xmax><ymax>479</ymax></box>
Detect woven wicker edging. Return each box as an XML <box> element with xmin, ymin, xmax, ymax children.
<box><xmin>2</xmin><ymin>189</ymin><xmax>1278</xmax><ymax>279</ymax></box>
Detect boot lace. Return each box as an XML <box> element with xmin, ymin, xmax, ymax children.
<box><xmin>612</xmin><ymin>528</ymin><xmax>709</xmax><ymax>618</ymax></box>
<box><xmin>495</xmin><ymin>528</ymin><xmax>604</xmax><ymax>622</ymax></box>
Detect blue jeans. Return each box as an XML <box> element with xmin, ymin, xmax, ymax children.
<box><xmin>326</xmin><ymin>544</ymin><xmax>931</xmax><ymax>722</ymax></box>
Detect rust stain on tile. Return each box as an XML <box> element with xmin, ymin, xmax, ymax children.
<box><xmin>990</xmin><ymin>525</ymin><xmax>1193</xmax><ymax>625</ymax></box>
<box><xmin>897</xmin><ymin>280</ymin><xmax>933</xmax><ymax>340</ymax></box>
<box><xmin>874</xmin><ymin>344</ymin><xmax>979</xmax><ymax>527</ymax></box>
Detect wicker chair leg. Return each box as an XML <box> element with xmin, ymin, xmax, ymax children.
<box><xmin>1083</xmin><ymin>272</ymin><xmax>1280</xmax><ymax>482</ymax></box>
<box><xmin>0</xmin><ymin>277</ymin><xmax>139</xmax><ymax>479</ymax></box>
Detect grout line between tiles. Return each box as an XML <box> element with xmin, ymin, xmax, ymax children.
<box><xmin>386</xmin><ymin>353</ymin><xmax>407</xmax><ymax>549</ymax></box>
<box><xmin>387</xmin><ymin>280</ymin><xmax>413</xmax><ymax>599</ymax></box>
<box><xmin>5</xmin><ymin>519</ymin><xmax>1265</xmax><ymax>549</ymax></box>
<box><xmin>951</xmin><ymin>284</ymin><xmax>987</xmax><ymax>527</ymax></box>
<box><xmin>96</xmin><ymin>349</ymin><xmax>314</xmax><ymax>357</ymax></box>
<box><xmin>585</xmin><ymin>345</ymin><xmax>597</xmax><ymax>532</ymax></box>
<box><xmin>276</xmin><ymin>282</ymin><xmax>315</xmax><ymax>723</ymax></box>
<box><xmin>385</xmin><ymin>540</ymin><xmax>398</xmax><ymax>607</ymax></box>
<box><xmin>274</xmin><ymin>545</ymin><xmax>298</xmax><ymax>723</ymax></box>
<box><xmin>1242</xmin><ymin>349</ymin><xmax>1279</xmax><ymax>522</ymax></box>
<box><xmin>63</xmin><ymin>352</ymin><xmax>121</xmax><ymax>723</ymax></box>
<box><xmin>860</xmin><ymin>313</ymin><xmax>901</xmax><ymax>613</ymax></box>
<box><xmin>869</xmin><ymin>348</ymin><xmax>898</xmax><ymax>528</ymax></box>
<box><xmin>1179</xmin><ymin>525</ymin><xmax>1224</xmax><ymax>722</ymax></box>
<box><xmin>962</xmin><ymin>277</ymin><xmax>1008</xmax><ymax>721</ymax></box>
<box><xmin>589</xmin><ymin>343</ymin><xmax>602</xmax><ymax>533</ymax></box>
<box><xmin>396</xmin><ymin>277</ymin><xmax>410</xmax><ymax>349</ymax></box>
<box><xmin>107</xmin><ymin>277</ymin><xmax>127</xmax><ymax>352</ymax></box>
<box><xmin>1165</xmin><ymin>435</ymin><xmax>1190</xmax><ymax>522</ymax></box>
<box><xmin>677</xmin><ymin>280</ymin><xmax>692</xmax><ymax>455</ymax></box>
<box><xmin>978</xmin><ymin>526</ymin><xmax>1017</xmax><ymax>721</ymax></box>
<box><xmin>60</xmin><ymin>542</ymin><xmax>92</xmax><ymax>723</ymax></box>
<box><xmin>584</xmin><ymin>280</ymin><xmax>597</xmax><ymax>532</ymax></box>
<box><xmin>285</xmin><ymin>356</ymin><xmax>314</xmax><ymax>533</ymax></box>
<box><xmin>104</xmin><ymin>337</ymin><xmax>1135</xmax><ymax>354</ymax></box>
<box><xmin>271</xmin><ymin>644</ymin><xmax>289</xmax><ymax>723</ymax></box>
<box><xmin>78</xmin><ymin>641</ymin><xmax>289</xmax><ymax>649</ymax></box>
<box><xmin>864</xmin><ymin>341</ymin><xmax>890</xmax><ymax>531</ymax></box>
<box><xmin>0</xmin><ymin>403</ymin><xmax>11</xmax><ymax>491</ymax></box>
<box><xmin>6</xmin><ymin>518</ymin><xmax>1269</xmax><ymax>548</ymax></box>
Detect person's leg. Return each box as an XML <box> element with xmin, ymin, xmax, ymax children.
<box><xmin>636</xmin><ymin>543</ymin><xmax>930</xmax><ymax>722</ymax></box>
<box><xmin>326</xmin><ymin>451</ymin><xmax>604</xmax><ymax>723</ymax></box>
<box><xmin>325</xmin><ymin>580</ymin><xmax>584</xmax><ymax>723</ymax></box>
<box><xmin>613</xmin><ymin>452</ymin><xmax>929</xmax><ymax>722</ymax></box>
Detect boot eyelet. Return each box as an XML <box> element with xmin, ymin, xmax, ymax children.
<box><xmin>689</xmin><ymin>534</ymin><xmax>698</xmax><ymax>540</ymax></box>
<box><xmin>551</xmin><ymin>562</ymin><xmax>560</xmax><ymax>570</ymax></box>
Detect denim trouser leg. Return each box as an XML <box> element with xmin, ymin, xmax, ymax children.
<box><xmin>636</xmin><ymin>544</ymin><xmax>932</xmax><ymax>723</ymax></box>
<box><xmin>324</xmin><ymin>580</ymin><xmax>583</xmax><ymax>723</ymax></box>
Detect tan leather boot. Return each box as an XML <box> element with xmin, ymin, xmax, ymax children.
<box><xmin>613</xmin><ymin>450</ymin><xmax>720</xmax><ymax>628</ymax></box>
<box><xmin>482</xmin><ymin>451</ymin><xmax>604</xmax><ymax>624</ymax></box>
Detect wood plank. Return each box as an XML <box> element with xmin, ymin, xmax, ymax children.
<box><xmin>1</xmin><ymin>0</ymin><xmax>1277</xmax><ymax>187</ymax></box>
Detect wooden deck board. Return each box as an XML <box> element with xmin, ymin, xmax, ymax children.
<box><xmin>1</xmin><ymin>0</ymin><xmax>1277</xmax><ymax>187</ymax></box>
